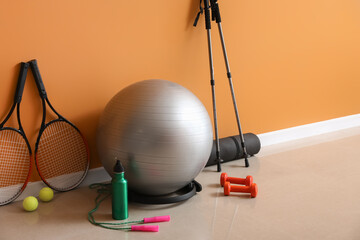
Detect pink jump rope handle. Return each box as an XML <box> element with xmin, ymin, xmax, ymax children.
<box><xmin>143</xmin><ymin>215</ymin><xmax>171</xmax><ymax>223</ymax></box>
<box><xmin>131</xmin><ymin>225</ymin><xmax>159</xmax><ymax>232</ymax></box>
<box><xmin>131</xmin><ymin>215</ymin><xmax>170</xmax><ymax>232</ymax></box>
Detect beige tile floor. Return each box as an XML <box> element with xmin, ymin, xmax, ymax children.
<box><xmin>1</xmin><ymin>127</ymin><xmax>360</xmax><ymax>240</ymax></box>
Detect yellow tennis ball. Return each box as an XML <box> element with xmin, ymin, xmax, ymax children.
<box><xmin>39</xmin><ymin>187</ymin><xmax>54</xmax><ymax>202</ymax></box>
<box><xmin>23</xmin><ymin>196</ymin><xmax>38</xmax><ymax>212</ymax></box>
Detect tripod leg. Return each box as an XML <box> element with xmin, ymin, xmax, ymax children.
<box><xmin>217</xmin><ymin>22</ymin><xmax>250</xmax><ymax>168</ymax></box>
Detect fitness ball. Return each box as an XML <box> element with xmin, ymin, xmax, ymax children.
<box><xmin>97</xmin><ymin>79</ymin><xmax>213</xmax><ymax>196</ymax></box>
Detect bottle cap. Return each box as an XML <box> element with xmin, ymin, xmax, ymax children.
<box><xmin>113</xmin><ymin>159</ymin><xmax>124</xmax><ymax>173</ymax></box>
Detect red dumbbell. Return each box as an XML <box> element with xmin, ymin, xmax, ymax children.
<box><xmin>220</xmin><ymin>172</ymin><xmax>253</xmax><ymax>187</ymax></box>
<box><xmin>224</xmin><ymin>181</ymin><xmax>258</xmax><ymax>198</ymax></box>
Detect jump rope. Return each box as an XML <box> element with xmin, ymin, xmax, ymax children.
<box><xmin>88</xmin><ymin>183</ymin><xmax>170</xmax><ymax>232</ymax></box>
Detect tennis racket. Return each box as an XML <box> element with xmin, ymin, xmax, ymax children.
<box><xmin>0</xmin><ymin>62</ymin><xmax>32</xmax><ymax>206</ymax></box>
<box><xmin>29</xmin><ymin>59</ymin><xmax>89</xmax><ymax>192</ymax></box>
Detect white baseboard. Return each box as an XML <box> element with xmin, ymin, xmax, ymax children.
<box><xmin>257</xmin><ymin>114</ymin><xmax>360</xmax><ymax>147</ymax></box>
<box><xmin>11</xmin><ymin>113</ymin><xmax>360</xmax><ymax>202</ymax></box>
<box><xmin>17</xmin><ymin>168</ymin><xmax>111</xmax><ymax>201</ymax></box>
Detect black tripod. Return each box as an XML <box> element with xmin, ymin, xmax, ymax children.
<box><xmin>194</xmin><ymin>0</ymin><xmax>250</xmax><ymax>172</ymax></box>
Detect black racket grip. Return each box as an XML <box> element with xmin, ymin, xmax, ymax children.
<box><xmin>14</xmin><ymin>62</ymin><xmax>29</xmax><ymax>103</ymax></box>
<box><xmin>204</xmin><ymin>0</ymin><xmax>211</xmax><ymax>30</ymax></box>
<box><xmin>29</xmin><ymin>59</ymin><xmax>47</xmax><ymax>98</ymax></box>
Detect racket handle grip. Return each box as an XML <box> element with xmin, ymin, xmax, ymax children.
<box><xmin>131</xmin><ymin>225</ymin><xmax>159</xmax><ymax>232</ymax></box>
<box><xmin>14</xmin><ymin>62</ymin><xmax>29</xmax><ymax>103</ymax></box>
<box><xmin>143</xmin><ymin>215</ymin><xmax>171</xmax><ymax>223</ymax></box>
<box><xmin>29</xmin><ymin>59</ymin><xmax>47</xmax><ymax>98</ymax></box>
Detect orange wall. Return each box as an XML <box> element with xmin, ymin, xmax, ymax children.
<box><xmin>1</xmin><ymin>1</ymin><xmax>360</xmax><ymax>181</ymax></box>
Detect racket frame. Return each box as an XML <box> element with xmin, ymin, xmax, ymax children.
<box><xmin>29</xmin><ymin>59</ymin><xmax>90</xmax><ymax>192</ymax></box>
<box><xmin>0</xmin><ymin>62</ymin><xmax>32</xmax><ymax>206</ymax></box>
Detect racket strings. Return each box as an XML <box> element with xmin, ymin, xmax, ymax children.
<box><xmin>0</xmin><ymin>130</ymin><xmax>31</xmax><ymax>203</ymax></box>
<box><xmin>36</xmin><ymin>121</ymin><xmax>88</xmax><ymax>190</ymax></box>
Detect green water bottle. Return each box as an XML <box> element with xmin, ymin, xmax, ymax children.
<box><xmin>112</xmin><ymin>159</ymin><xmax>128</xmax><ymax>220</ymax></box>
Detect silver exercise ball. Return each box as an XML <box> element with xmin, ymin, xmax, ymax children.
<box><xmin>97</xmin><ymin>79</ymin><xmax>213</xmax><ymax>196</ymax></box>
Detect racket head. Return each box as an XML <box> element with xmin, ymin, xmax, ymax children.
<box><xmin>35</xmin><ymin>119</ymin><xmax>90</xmax><ymax>192</ymax></box>
<box><xmin>0</xmin><ymin>128</ymin><xmax>32</xmax><ymax>206</ymax></box>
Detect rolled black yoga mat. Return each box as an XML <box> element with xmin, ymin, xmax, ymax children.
<box><xmin>206</xmin><ymin>133</ymin><xmax>261</xmax><ymax>167</ymax></box>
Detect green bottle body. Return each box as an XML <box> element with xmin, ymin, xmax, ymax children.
<box><xmin>112</xmin><ymin>172</ymin><xmax>128</xmax><ymax>220</ymax></box>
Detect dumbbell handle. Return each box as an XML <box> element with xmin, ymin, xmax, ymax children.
<box><xmin>220</xmin><ymin>172</ymin><xmax>253</xmax><ymax>186</ymax></box>
<box><xmin>224</xmin><ymin>182</ymin><xmax>258</xmax><ymax>198</ymax></box>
